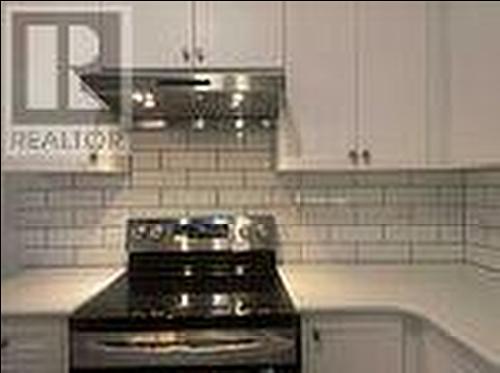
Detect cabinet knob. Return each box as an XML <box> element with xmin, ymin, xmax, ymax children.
<box><xmin>1</xmin><ymin>338</ymin><xmax>9</xmax><ymax>350</ymax></box>
<box><xmin>194</xmin><ymin>47</ymin><xmax>205</xmax><ymax>64</ymax></box>
<box><xmin>89</xmin><ymin>152</ymin><xmax>98</xmax><ymax>164</ymax></box>
<box><xmin>361</xmin><ymin>149</ymin><xmax>371</xmax><ymax>165</ymax></box>
<box><xmin>181</xmin><ymin>47</ymin><xmax>190</xmax><ymax>63</ymax></box>
<box><xmin>348</xmin><ymin>149</ymin><xmax>359</xmax><ymax>165</ymax></box>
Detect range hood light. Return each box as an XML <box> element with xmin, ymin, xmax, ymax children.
<box><xmin>235</xmin><ymin>74</ymin><xmax>250</xmax><ymax>91</ymax></box>
<box><xmin>143</xmin><ymin>99</ymin><xmax>156</xmax><ymax>109</ymax></box>
<box><xmin>193</xmin><ymin>118</ymin><xmax>206</xmax><ymax>130</ymax></box>
<box><xmin>261</xmin><ymin>119</ymin><xmax>272</xmax><ymax>129</ymax></box>
<box><xmin>131</xmin><ymin>91</ymin><xmax>144</xmax><ymax>103</ymax></box>
<box><xmin>231</xmin><ymin>92</ymin><xmax>245</xmax><ymax>109</ymax></box>
<box><xmin>136</xmin><ymin>119</ymin><xmax>167</xmax><ymax>130</ymax></box>
<box><xmin>234</xmin><ymin>118</ymin><xmax>245</xmax><ymax>130</ymax></box>
<box><xmin>179</xmin><ymin>293</ymin><xmax>190</xmax><ymax>308</ymax></box>
<box><xmin>141</xmin><ymin>91</ymin><xmax>157</xmax><ymax>108</ymax></box>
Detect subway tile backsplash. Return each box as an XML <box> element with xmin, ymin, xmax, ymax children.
<box><xmin>465</xmin><ymin>170</ymin><xmax>500</xmax><ymax>272</ymax></box>
<box><xmin>9</xmin><ymin>128</ymin><xmax>499</xmax><ymax>271</ymax></box>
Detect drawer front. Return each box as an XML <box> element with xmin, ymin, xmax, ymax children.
<box><xmin>1</xmin><ymin>317</ymin><xmax>66</xmax><ymax>373</ymax></box>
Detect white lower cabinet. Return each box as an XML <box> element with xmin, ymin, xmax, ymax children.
<box><xmin>419</xmin><ymin>322</ymin><xmax>497</xmax><ymax>373</ymax></box>
<box><xmin>303</xmin><ymin>313</ymin><xmax>497</xmax><ymax>373</ymax></box>
<box><xmin>1</xmin><ymin>316</ymin><xmax>67</xmax><ymax>373</ymax></box>
<box><xmin>303</xmin><ymin>313</ymin><xmax>404</xmax><ymax>373</ymax></box>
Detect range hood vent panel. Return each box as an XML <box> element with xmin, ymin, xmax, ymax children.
<box><xmin>79</xmin><ymin>68</ymin><xmax>285</xmax><ymax>127</ymax></box>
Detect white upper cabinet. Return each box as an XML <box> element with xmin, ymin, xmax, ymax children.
<box><xmin>281</xmin><ymin>1</ymin><xmax>500</xmax><ymax>171</ymax></box>
<box><xmin>195</xmin><ymin>1</ymin><xmax>283</xmax><ymax>68</ymax></box>
<box><xmin>280</xmin><ymin>1</ymin><xmax>357</xmax><ymax>170</ymax></box>
<box><xmin>111</xmin><ymin>1</ymin><xmax>283</xmax><ymax>68</ymax></box>
<box><xmin>105</xmin><ymin>1</ymin><xmax>193</xmax><ymax>68</ymax></box>
<box><xmin>447</xmin><ymin>1</ymin><xmax>500</xmax><ymax>167</ymax></box>
<box><xmin>280</xmin><ymin>1</ymin><xmax>428</xmax><ymax>171</ymax></box>
<box><xmin>358</xmin><ymin>1</ymin><xmax>427</xmax><ymax>169</ymax></box>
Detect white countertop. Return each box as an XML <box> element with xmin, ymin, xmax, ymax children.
<box><xmin>1</xmin><ymin>267</ymin><xmax>125</xmax><ymax>316</ymax></box>
<box><xmin>279</xmin><ymin>264</ymin><xmax>500</xmax><ymax>367</ymax></box>
<box><xmin>1</xmin><ymin>265</ymin><xmax>498</xmax><ymax>366</ymax></box>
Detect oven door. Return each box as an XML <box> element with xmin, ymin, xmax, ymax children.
<box><xmin>71</xmin><ymin>328</ymin><xmax>298</xmax><ymax>372</ymax></box>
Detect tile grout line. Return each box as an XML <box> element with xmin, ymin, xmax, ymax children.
<box><xmin>461</xmin><ymin>170</ymin><xmax>468</xmax><ymax>265</ymax></box>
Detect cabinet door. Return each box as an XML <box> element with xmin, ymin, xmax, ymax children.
<box><xmin>195</xmin><ymin>1</ymin><xmax>283</xmax><ymax>68</ymax></box>
<box><xmin>305</xmin><ymin>314</ymin><xmax>403</xmax><ymax>373</ymax></box>
<box><xmin>448</xmin><ymin>1</ymin><xmax>500</xmax><ymax>167</ymax></box>
<box><xmin>106</xmin><ymin>1</ymin><xmax>193</xmax><ymax>68</ymax></box>
<box><xmin>280</xmin><ymin>2</ymin><xmax>356</xmax><ymax>170</ymax></box>
<box><xmin>420</xmin><ymin>323</ymin><xmax>496</xmax><ymax>373</ymax></box>
<box><xmin>358</xmin><ymin>1</ymin><xmax>427</xmax><ymax>169</ymax></box>
<box><xmin>1</xmin><ymin>317</ymin><xmax>67</xmax><ymax>373</ymax></box>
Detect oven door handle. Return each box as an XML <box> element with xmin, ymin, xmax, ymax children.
<box><xmin>94</xmin><ymin>337</ymin><xmax>263</xmax><ymax>355</ymax></box>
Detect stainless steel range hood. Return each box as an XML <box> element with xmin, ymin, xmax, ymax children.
<box><xmin>79</xmin><ymin>68</ymin><xmax>285</xmax><ymax>130</ymax></box>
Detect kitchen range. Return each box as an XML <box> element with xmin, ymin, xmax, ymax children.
<box><xmin>70</xmin><ymin>215</ymin><xmax>300</xmax><ymax>372</ymax></box>
<box><xmin>2</xmin><ymin>2</ymin><xmax>500</xmax><ymax>373</ymax></box>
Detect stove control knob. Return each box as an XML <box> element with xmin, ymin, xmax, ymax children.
<box><xmin>237</xmin><ymin>225</ymin><xmax>251</xmax><ymax>241</ymax></box>
<box><xmin>149</xmin><ymin>224</ymin><xmax>164</xmax><ymax>241</ymax></box>
<box><xmin>253</xmin><ymin>223</ymin><xmax>269</xmax><ymax>241</ymax></box>
<box><xmin>132</xmin><ymin>224</ymin><xmax>149</xmax><ymax>240</ymax></box>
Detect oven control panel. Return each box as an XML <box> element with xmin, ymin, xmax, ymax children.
<box><xmin>126</xmin><ymin>214</ymin><xmax>277</xmax><ymax>252</ymax></box>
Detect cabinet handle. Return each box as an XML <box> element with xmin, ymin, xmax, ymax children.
<box><xmin>348</xmin><ymin>149</ymin><xmax>359</xmax><ymax>165</ymax></box>
<box><xmin>312</xmin><ymin>328</ymin><xmax>321</xmax><ymax>344</ymax></box>
<box><xmin>361</xmin><ymin>149</ymin><xmax>371</xmax><ymax>165</ymax></box>
<box><xmin>181</xmin><ymin>47</ymin><xmax>190</xmax><ymax>63</ymax></box>
<box><xmin>194</xmin><ymin>47</ymin><xmax>205</xmax><ymax>64</ymax></box>
<box><xmin>1</xmin><ymin>338</ymin><xmax>9</xmax><ymax>350</ymax></box>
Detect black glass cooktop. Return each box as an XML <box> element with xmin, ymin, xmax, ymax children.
<box><xmin>71</xmin><ymin>273</ymin><xmax>295</xmax><ymax>330</ymax></box>
<box><xmin>71</xmin><ymin>252</ymin><xmax>296</xmax><ymax>331</ymax></box>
